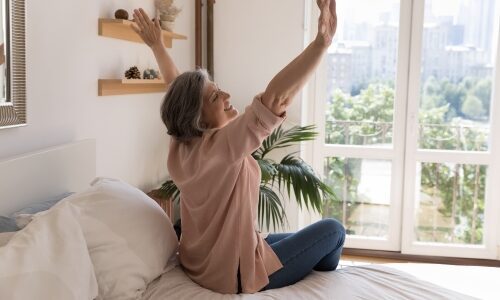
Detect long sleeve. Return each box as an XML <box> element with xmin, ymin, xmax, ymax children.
<box><xmin>203</xmin><ymin>94</ymin><xmax>287</xmax><ymax>163</ymax></box>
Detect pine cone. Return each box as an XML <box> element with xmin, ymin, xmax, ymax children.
<box><xmin>125</xmin><ymin>66</ymin><xmax>141</xmax><ymax>79</ymax></box>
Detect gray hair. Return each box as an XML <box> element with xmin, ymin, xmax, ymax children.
<box><xmin>161</xmin><ymin>69</ymin><xmax>210</xmax><ymax>142</ymax></box>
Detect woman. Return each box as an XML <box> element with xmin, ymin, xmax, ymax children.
<box><xmin>133</xmin><ymin>0</ymin><xmax>345</xmax><ymax>294</ymax></box>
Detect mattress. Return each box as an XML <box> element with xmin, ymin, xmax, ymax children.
<box><xmin>141</xmin><ymin>262</ymin><xmax>500</xmax><ymax>299</ymax></box>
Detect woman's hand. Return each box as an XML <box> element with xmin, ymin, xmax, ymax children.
<box><xmin>132</xmin><ymin>8</ymin><xmax>164</xmax><ymax>50</ymax></box>
<box><xmin>314</xmin><ymin>0</ymin><xmax>337</xmax><ymax>48</ymax></box>
<box><xmin>262</xmin><ymin>0</ymin><xmax>335</xmax><ymax>116</ymax></box>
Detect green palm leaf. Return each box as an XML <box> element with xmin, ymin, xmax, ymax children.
<box><xmin>253</xmin><ymin>125</ymin><xmax>317</xmax><ymax>159</ymax></box>
<box><xmin>257</xmin><ymin>158</ymin><xmax>278</xmax><ymax>183</ymax></box>
<box><xmin>158</xmin><ymin>180</ymin><xmax>181</xmax><ymax>204</ymax></box>
<box><xmin>258</xmin><ymin>185</ymin><xmax>287</xmax><ymax>230</ymax></box>
<box><xmin>273</xmin><ymin>154</ymin><xmax>336</xmax><ymax>214</ymax></box>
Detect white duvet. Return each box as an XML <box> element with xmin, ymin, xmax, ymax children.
<box><xmin>142</xmin><ymin>262</ymin><xmax>500</xmax><ymax>300</ymax></box>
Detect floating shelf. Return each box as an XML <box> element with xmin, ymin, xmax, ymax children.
<box><xmin>98</xmin><ymin>18</ymin><xmax>187</xmax><ymax>47</ymax></box>
<box><xmin>98</xmin><ymin>79</ymin><xmax>167</xmax><ymax>96</ymax></box>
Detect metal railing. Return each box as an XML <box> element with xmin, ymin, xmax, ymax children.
<box><xmin>325</xmin><ymin>120</ymin><xmax>489</xmax><ymax>151</ymax></box>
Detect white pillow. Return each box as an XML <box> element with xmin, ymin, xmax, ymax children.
<box><xmin>0</xmin><ymin>201</ymin><xmax>98</xmax><ymax>300</ymax></box>
<box><xmin>14</xmin><ymin>213</ymin><xmax>34</xmax><ymax>229</ymax></box>
<box><xmin>0</xmin><ymin>232</ymin><xmax>15</xmax><ymax>247</ymax></box>
<box><xmin>62</xmin><ymin>177</ymin><xmax>178</xmax><ymax>300</ymax></box>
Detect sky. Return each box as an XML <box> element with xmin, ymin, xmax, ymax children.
<box><xmin>431</xmin><ymin>0</ymin><xmax>462</xmax><ymax>16</ymax></box>
<box><xmin>337</xmin><ymin>0</ymin><xmax>485</xmax><ymax>24</ymax></box>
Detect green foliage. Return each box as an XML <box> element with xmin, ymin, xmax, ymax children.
<box><xmin>253</xmin><ymin>124</ymin><xmax>317</xmax><ymax>159</ymax></box>
<box><xmin>461</xmin><ymin>95</ymin><xmax>485</xmax><ymax>120</ymax></box>
<box><xmin>258</xmin><ymin>185</ymin><xmax>287</xmax><ymax>230</ymax></box>
<box><xmin>254</xmin><ymin>124</ymin><xmax>336</xmax><ymax>230</ymax></box>
<box><xmin>325</xmin><ymin>83</ymin><xmax>394</xmax><ymax>145</ymax></box>
<box><xmin>322</xmin><ymin>157</ymin><xmax>361</xmax><ymax>234</ymax></box>
<box><xmin>421</xmin><ymin>163</ymin><xmax>485</xmax><ymax>244</ymax></box>
<box><xmin>327</xmin><ymin>83</ymin><xmax>394</xmax><ymax>123</ymax></box>
<box><xmin>323</xmin><ymin>77</ymin><xmax>490</xmax><ymax>243</ymax></box>
<box><xmin>421</xmin><ymin>76</ymin><xmax>491</xmax><ymax>122</ymax></box>
<box><xmin>472</xmin><ymin>79</ymin><xmax>492</xmax><ymax>114</ymax></box>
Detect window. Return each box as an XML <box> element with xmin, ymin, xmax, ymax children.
<box><xmin>307</xmin><ymin>0</ymin><xmax>500</xmax><ymax>258</ymax></box>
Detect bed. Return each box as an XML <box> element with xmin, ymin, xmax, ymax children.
<box><xmin>142</xmin><ymin>262</ymin><xmax>499</xmax><ymax>299</ymax></box>
<box><xmin>1</xmin><ymin>141</ymin><xmax>499</xmax><ymax>300</ymax></box>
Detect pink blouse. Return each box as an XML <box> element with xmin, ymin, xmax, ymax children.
<box><xmin>167</xmin><ymin>95</ymin><xmax>286</xmax><ymax>294</ymax></box>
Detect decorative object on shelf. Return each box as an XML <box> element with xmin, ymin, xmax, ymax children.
<box><xmin>125</xmin><ymin>66</ymin><xmax>141</xmax><ymax>79</ymax></box>
<box><xmin>155</xmin><ymin>0</ymin><xmax>182</xmax><ymax>32</ymax></box>
<box><xmin>143</xmin><ymin>69</ymin><xmax>159</xmax><ymax>79</ymax></box>
<box><xmin>114</xmin><ymin>9</ymin><xmax>129</xmax><ymax>20</ymax></box>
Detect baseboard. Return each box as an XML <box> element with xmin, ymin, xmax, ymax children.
<box><xmin>343</xmin><ymin>248</ymin><xmax>500</xmax><ymax>267</ymax></box>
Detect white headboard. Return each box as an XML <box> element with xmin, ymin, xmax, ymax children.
<box><xmin>0</xmin><ymin>140</ymin><xmax>96</xmax><ymax>215</ymax></box>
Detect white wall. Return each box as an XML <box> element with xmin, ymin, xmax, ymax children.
<box><xmin>213</xmin><ymin>0</ymin><xmax>306</xmax><ymax>124</ymax></box>
<box><xmin>0</xmin><ymin>0</ymin><xmax>195</xmax><ymax>191</ymax></box>
<box><xmin>214</xmin><ymin>0</ymin><xmax>310</xmax><ymax>231</ymax></box>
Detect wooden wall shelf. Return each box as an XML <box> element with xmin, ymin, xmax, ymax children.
<box><xmin>98</xmin><ymin>79</ymin><xmax>167</xmax><ymax>96</ymax></box>
<box><xmin>98</xmin><ymin>18</ymin><xmax>187</xmax><ymax>47</ymax></box>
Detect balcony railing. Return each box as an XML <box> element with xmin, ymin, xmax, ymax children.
<box><xmin>325</xmin><ymin>120</ymin><xmax>489</xmax><ymax>151</ymax></box>
<box><xmin>323</xmin><ymin>120</ymin><xmax>488</xmax><ymax>245</ymax></box>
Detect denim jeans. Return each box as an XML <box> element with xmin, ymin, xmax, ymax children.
<box><xmin>237</xmin><ymin>218</ymin><xmax>346</xmax><ymax>293</ymax></box>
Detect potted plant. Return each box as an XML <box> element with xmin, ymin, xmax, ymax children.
<box><xmin>157</xmin><ymin>124</ymin><xmax>337</xmax><ymax>230</ymax></box>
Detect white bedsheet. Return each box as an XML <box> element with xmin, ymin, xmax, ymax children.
<box><xmin>142</xmin><ymin>262</ymin><xmax>500</xmax><ymax>299</ymax></box>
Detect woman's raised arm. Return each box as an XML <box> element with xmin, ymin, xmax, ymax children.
<box><xmin>261</xmin><ymin>0</ymin><xmax>337</xmax><ymax>116</ymax></box>
<box><xmin>132</xmin><ymin>8</ymin><xmax>180</xmax><ymax>86</ymax></box>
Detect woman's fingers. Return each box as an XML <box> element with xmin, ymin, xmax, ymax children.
<box><xmin>134</xmin><ymin>8</ymin><xmax>150</xmax><ymax>30</ymax></box>
<box><xmin>154</xmin><ymin>16</ymin><xmax>161</xmax><ymax>30</ymax></box>
<box><xmin>131</xmin><ymin>8</ymin><xmax>164</xmax><ymax>47</ymax></box>
<box><xmin>139</xmin><ymin>8</ymin><xmax>154</xmax><ymax>27</ymax></box>
<box><xmin>133</xmin><ymin>10</ymin><xmax>151</xmax><ymax>33</ymax></box>
<box><xmin>133</xmin><ymin>10</ymin><xmax>145</xmax><ymax>29</ymax></box>
<box><xmin>132</xmin><ymin>9</ymin><xmax>151</xmax><ymax>44</ymax></box>
<box><xmin>315</xmin><ymin>0</ymin><xmax>336</xmax><ymax>47</ymax></box>
<box><xmin>131</xmin><ymin>23</ymin><xmax>140</xmax><ymax>34</ymax></box>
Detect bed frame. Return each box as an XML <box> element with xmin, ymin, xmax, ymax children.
<box><xmin>0</xmin><ymin>140</ymin><xmax>96</xmax><ymax>215</ymax></box>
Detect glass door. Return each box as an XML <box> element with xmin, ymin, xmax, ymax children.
<box><xmin>309</xmin><ymin>0</ymin><xmax>412</xmax><ymax>251</ymax></box>
<box><xmin>402</xmin><ymin>0</ymin><xmax>500</xmax><ymax>258</ymax></box>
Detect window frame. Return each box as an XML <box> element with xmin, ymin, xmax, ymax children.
<box><xmin>303</xmin><ymin>0</ymin><xmax>500</xmax><ymax>258</ymax></box>
<box><xmin>400</xmin><ymin>0</ymin><xmax>500</xmax><ymax>259</ymax></box>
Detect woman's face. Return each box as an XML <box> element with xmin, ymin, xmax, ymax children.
<box><xmin>201</xmin><ymin>81</ymin><xmax>238</xmax><ymax>129</ymax></box>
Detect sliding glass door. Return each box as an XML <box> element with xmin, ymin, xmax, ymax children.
<box><xmin>308</xmin><ymin>0</ymin><xmax>500</xmax><ymax>257</ymax></box>
<box><xmin>309</xmin><ymin>0</ymin><xmax>411</xmax><ymax>251</ymax></box>
<box><xmin>402</xmin><ymin>0</ymin><xmax>500</xmax><ymax>258</ymax></box>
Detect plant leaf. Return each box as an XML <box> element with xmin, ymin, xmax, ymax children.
<box><xmin>273</xmin><ymin>154</ymin><xmax>337</xmax><ymax>213</ymax></box>
<box><xmin>257</xmin><ymin>158</ymin><xmax>277</xmax><ymax>184</ymax></box>
<box><xmin>253</xmin><ymin>125</ymin><xmax>318</xmax><ymax>159</ymax></box>
<box><xmin>158</xmin><ymin>180</ymin><xmax>181</xmax><ymax>204</ymax></box>
<box><xmin>259</xmin><ymin>185</ymin><xmax>287</xmax><ymax>231</ymax></box>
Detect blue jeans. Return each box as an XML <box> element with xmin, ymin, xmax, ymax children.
<box><xmin>237</xmin><ymin>218</ymin><xmax>346</xmax><ymax>292</ymax></box>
